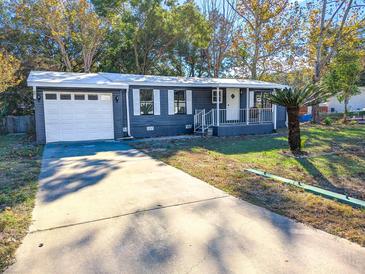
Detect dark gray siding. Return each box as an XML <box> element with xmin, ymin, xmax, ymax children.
<box><xmin>112</xmin><ymin>90</ymin><xmax>124</xmax><ymax>139</ymax></box>
<box><xmin>213</xmin><ymin>124</ymin><xmax>274</xmax><ymax>136</ymax></box>
<box><xmin>34</xmin><ymin>85</ymin><xmax>287</xmax><ymax>142</ymax></box>
<box><xmin>277</xmin><ymin>106</ymin><xmax>287</xmax><ymax>128</ymax></box>
<box><xmin>34</xmin><ymin>87</ymin><xmax>126</xmax><ymax>144</ymax></box>
<box><xmin>128</xmin><ymin>86</ymin><xmax>227</xmax><ymax>138</ymax></box>
<box><xmin>35</xmin><ymin>90</ymin><xmax>46</xmax><ymax>144</ymax></box>
<box><xmin>240</xmin><ymin>88</ymin><xmax>248</xmax><ymax>108</ymax></box>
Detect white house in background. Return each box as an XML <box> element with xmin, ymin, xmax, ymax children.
<box><xmin>322</xmin><ymin>87</ymin><xmax>365</xmax><ymax>113</ymax></box>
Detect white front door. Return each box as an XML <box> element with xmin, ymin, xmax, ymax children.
<box><xmin>226</xmin><ymin>88</ymin><xmax>240</xmax><ymax>120</ymax></box>
<box><xmin>43</xmin><ymin>92</ymin><xmax>114</xmax><ymax>143</ymax></box>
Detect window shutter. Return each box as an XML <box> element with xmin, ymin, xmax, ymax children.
<box><xmin>168</xmin><ymin>90</ymin><xmax>174</xmax><ymax>115</ymax></box>
<box><xmin>249</xmin><ymin>91</ymin><xmax>254</xmax><ymax>108</ymax></box>
<box><xmin>133</xmin><ymin>89</ymin><xmax>140</xmax><ymax>116</ymax></box>
<box><xmin>186</xmin><ymin>90</ymin><xmax>192</xmax><ymax>114</ymax></box>
<box><xmin>153</xmin><ymin>89</ymin><xmax>160</xmax><ymax>115</ymax></box>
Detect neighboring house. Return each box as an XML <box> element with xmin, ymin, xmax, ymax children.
<box><xmin>27</xmin><ymin>71</ymin><xmax>287</xmax><ymax>144</ymax></box>
<box><xmin>321</xmin><ymin>87</ymin><xmax>365</xmax><ymax>113</ymax></box>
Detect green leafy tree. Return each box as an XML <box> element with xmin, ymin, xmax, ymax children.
<box><xmin>0</xmin><ymin>50</ymin><xmax>21</xmax><ymax>92</ymax></box>
<box><xmin>94</xmin><ymin>0</ymin><xmax>211</xmax><ymax>75</ymax></box>
<box><xmin>268</xmin><ymin>86</ymin><xmax>330</xmax><ymax>154</ymax></box>
<box><xmin>322</xmin><ymin>49</ymin><xmax>362</xmax><ymax>121</ymax></box>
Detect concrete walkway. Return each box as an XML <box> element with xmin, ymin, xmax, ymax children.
<box><xmin>7</xmin><ymin>141</ymin><xmax>365</xmax><ymax>274</ymax></box>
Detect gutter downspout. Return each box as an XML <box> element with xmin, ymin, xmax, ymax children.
<box><xmin>126</xmin><ymin>88</ymin><xmax>132</xmax><ymax>137</ymax></box>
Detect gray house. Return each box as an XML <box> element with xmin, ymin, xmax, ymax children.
<box><xmin>27</xmin><ymin>71</ymin><xmax>287</xmax><ymax>144</ymax></box>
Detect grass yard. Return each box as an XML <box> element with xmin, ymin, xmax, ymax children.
<box><xmin>131</xmin><ymin>124</ymin><xmax>365</xmax><ymax>246</ymax></box>
<box><xmin>0</xmin><ymin>134</ymin><xmax>42</xmax><ymax>272</ymax></box>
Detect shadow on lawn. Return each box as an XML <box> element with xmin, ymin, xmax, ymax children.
<box><xmin>296</xmin><ymin>157</ymin><xmax>346</xmax><ymax>194</ymax></box>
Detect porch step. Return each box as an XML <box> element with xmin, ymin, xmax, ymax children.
<box><xmin>194</xmin><ymin>127</ymin><xmax>213</xmax><ymax>136</ymax></box>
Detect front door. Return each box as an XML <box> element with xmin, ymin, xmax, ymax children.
<box><xmin>226</xmin><ymin>88</ymin><xmax>240</xmax><ymax>120</ymax></box>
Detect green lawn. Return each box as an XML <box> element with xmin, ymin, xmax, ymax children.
<box><xmin>0</xmin><ymin>134</ymin><xmax>42</xmax><ymax>272</ymax></box>
<box><xmin>132</xmin><ymin>124</ymin><xmax>365</xmax><ymax>246</ymax></box>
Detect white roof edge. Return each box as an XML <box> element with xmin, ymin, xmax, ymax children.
<box><xmin>27</xmin><ymin>81</ymin><xmax>129</xmax><ymax>89</ymax></box>
<box><xmin>27</xmin><ymin>70</ymin><xmax>288</xmax><ymax>90</ymax></box>
<box><xmin>123</xmin><ymin>82</ymin><xmax>286</xmax><ymax>89</ymax></box>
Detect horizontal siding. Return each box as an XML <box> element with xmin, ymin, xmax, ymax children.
<box><xmin>277</xmin><ymin>106</ymin><xmax>287</xmax><ymax>128</ymax></box>
<box><xmin>35</xmin><ymin>90</ymin><xmax>46</xmax><ymax>144</ymax></box>
<box><xmin>213</xmin><ymin>124</ymin><xmax>274</xmax><ymax>136</ymax></box>
<box><xmin>129</xmin><ymin>86</ymin><xmax>225</xmax><ymax>137</ymax></box>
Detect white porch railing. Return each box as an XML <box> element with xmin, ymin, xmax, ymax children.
<box><xmin>194</xmin><ymin>108</ymin><xmax>273</xmax><ymax>132</ymax></box>
<box><xmin>217</xmin><ymin>108</ymin><xmax>273</xmax><ymax>125</ymax></box>
<box><xmin>194</xmin><ymin>109</ymin><xmax>216</xmax><ymax>133</ymax></box>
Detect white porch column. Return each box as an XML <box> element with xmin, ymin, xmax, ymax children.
<box><xmin>216</xmin><ymin>86</ymin><xmax>220</xmax><ymax>126</ymax></box>
<box><xmin>273</xmin><ymin>104</ymin><xmax>277</xmax><ymax>130</ymax></box>
<box><xmin>246</xmin><ymin>88</ymin><xmax>249</xmax><ymax>125</ymax></box>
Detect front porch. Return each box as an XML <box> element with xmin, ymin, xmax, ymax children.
<box><xmin>193</xmin><ymin>86</ymin><xmax>279</xmax><ymax>136</ymax></box>
<box><xmin>194</xmin><ymin>107</ymin><xmax>277</xmax><ymax>136</ymax></box>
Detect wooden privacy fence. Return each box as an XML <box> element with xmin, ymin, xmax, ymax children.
<box><xmin>0</xmin><ymin>115</ymin><xmax>35</xmax><ymax>134</ymax></box>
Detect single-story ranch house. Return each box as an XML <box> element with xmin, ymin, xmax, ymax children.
<box><xmin>27</xmin><ymin>71</ymin><xmax>288</xmax><ymax>144</ymax></box>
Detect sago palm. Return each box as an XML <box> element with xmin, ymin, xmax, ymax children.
<box><xmin>268</xmin><ymin>85</ymin><xmax>330</xmax><ymax>155</ymax></box>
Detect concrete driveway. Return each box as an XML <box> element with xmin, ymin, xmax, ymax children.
<box><xmin>7</xmin><ymin>141</ymin><xmax>365</xmax><ymax>274</ymax></box>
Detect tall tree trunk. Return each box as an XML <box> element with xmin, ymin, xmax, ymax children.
<box><xmin>343</xmin><ymin>97</ymin><xmax>349</xmax><ymax>123</ymax></box>
<box><xmin>287</xmin><ymin>107</ymin><xmax>301</xmax><ymax>154</ymax></box>
<box><xmin>311</xmin><ymin>0</ymin><xmax>327</xmax><ymax>124</ymax></box>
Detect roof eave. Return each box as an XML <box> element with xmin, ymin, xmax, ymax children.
<box><xmin>125</xmin><ymin>82</ymin><xmax>286</xmax><ymax>89</ymax></box>
<box><xmin>27</xmin><ymin>81</ymin><xmax>129</xmax><ymax>90</ymax></box>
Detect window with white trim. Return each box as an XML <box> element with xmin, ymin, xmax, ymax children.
<box><xmin>174</xmin><ymin>90</ymin><xmax>186</xmax><ymax>114</ymax></box>
<box><xmin>140</xmin><ymin>89</ymin><xmax>154</xmax><ymax>115</ymax></box>
<box><xmin>254</xmin><ymin>91</ymin><xmax>271</xmax><ymax>108</ymax></box>
<box><xmin>212</xmin><ymin>89</ymin><xmax>223</xmax><ymax>104</ymax></box>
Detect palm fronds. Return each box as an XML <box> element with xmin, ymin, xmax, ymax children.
<box><xmin>268</xmin><ymin>85</ymin><xmax>331</xmax><ymax>108</ymax></box>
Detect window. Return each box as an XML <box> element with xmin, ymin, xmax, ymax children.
<box><xmin>74</xmin><ymin>94</ymin><xmax>85</xmax><ymax>100</ymax></box>
<box><xmin>140</xmin><ymin>89</ymin><xmax>154</xmax><ymax>115</ymax></box>
<box><xmin>88</xmin><ymin>94</ymin><xmax>98</xmax><ymax>100</ymax></box>
<box><xmin>212</xmin><ymin>89</ymin><xmax>223</xmax><ymax>104</ymax></box>
<box><xmin>174</xmin><ymin>90</ymin><xmax>186</xmax><ymax>114</ymax></box>
<box><xmin>60</xmin><ymin>94</ymin><xmax>71</xmax><ymax>100</ymax></box>
<box><xmin>254</xmin><ymin>91</ymin><xmax>271</xmax><ymax>108</ymax></box>
<box><xmin>45</xmin><ymin>93</ymin><xmax>57</xmax><ymax>100</ymax></box>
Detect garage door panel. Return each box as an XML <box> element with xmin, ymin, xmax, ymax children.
<box><xmin>44</xmin><ymin>92</ymin><xmax>114</xmax><ymax>143</ymax></box>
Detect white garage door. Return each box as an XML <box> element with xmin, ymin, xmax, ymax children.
<box><xmin>44</xmin><ymin>92</ymin><xmax>114</xmax><ymax>143</ymax></box>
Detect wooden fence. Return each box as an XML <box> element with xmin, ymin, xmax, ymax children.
<box><xmin>0</xmin><ymin>115</ymin><xmax>35</xmax><ymax>134</ymax></box>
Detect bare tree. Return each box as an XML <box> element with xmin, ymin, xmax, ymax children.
<box><xmin>202</xmin><ymin>0</ymin><xmax>238</xmax><ymax>77</ymax></box>
<box><xmin>228</xmin><ymin>0</ymin><xmax>303</xmax><ymax>80</ymax></box>
<box><xmin>309</xmin><ymin>0</ymin><xmax>365</xmax><ymax>122</ymax></box>
<box><xmin>17</xmin><ymin>0</ymin><xmax>106</xmax><ymax>72</ymax></box>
